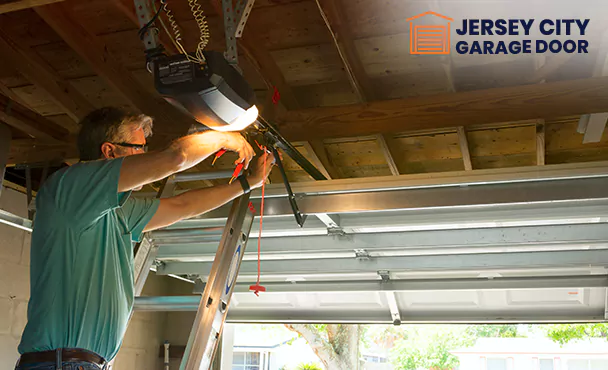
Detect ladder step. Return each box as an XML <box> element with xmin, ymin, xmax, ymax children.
<box><xmin>150</xmin><ymin>227</ymin><xmax>225</xmax><ymax>240</ymax></box>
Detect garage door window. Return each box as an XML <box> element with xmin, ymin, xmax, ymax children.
<box><xmin>567</xmin><ymin>359</ymin><xmax>608</xmax><ymax>370</ymax></box>
<box><xmin>233</xmin><ymin>352</ymin><xmax>261</xmax><ymax>370</ymax></box>
<box><xmin>487</xmin><ymin>358</ymin><xmax>507</xmax><ymax>370</ymax></box>
<box><xmin>540</xmin><ymin>359</ymin><xmax>554</xmax><ymax>370</ymax></box>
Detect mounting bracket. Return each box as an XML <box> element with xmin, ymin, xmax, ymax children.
<box><xmin>223</xmin><ymin>0</ymin><xmax>257</xmax><ymax>65</ymax></box>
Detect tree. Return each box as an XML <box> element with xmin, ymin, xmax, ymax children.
<box><xmin>390</xmin><ymin>325</ymin><xmax>474</xmax><ymax>370</ymax></box>
<box><xmin>541</xmin><ymin>324</ymin><xmax>608</xmax><ymax>345</ymax></box>
<box><xmin>285</xmin><ymin>324</ymin><xmax>360</xmax><ymax>370</ymax></box>
<box><xmin>466</xmin><ymin>325</ymin><xmax>520</xmax><ymax>339</ymax></box>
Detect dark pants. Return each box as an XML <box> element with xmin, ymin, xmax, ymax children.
<box><xmin>15</xmin><ymin>349</ymin><xmax>107</xmax><ymax>370</ymax></box>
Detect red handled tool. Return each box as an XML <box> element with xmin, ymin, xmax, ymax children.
<box><xmin>228</xmin><ymin>162</ymin><xmax>244</xmax><ymax>184</ymax></box>
<box><xmin>213</xmin><ymin>149</ymin><xmax>245</xmax><ymax>184</ymax></box>
<box><xmin>212</xmin><ymin>149</ymin><xmax>227</xmax><ymax>166</ymax></box>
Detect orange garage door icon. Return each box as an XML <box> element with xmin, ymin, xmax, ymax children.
<box><xmin>407</xmin><ymin>11</ymin><xmax>453</xmax><ymax>55</ymax></box>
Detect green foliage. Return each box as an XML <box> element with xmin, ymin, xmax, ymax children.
<box><xmin>541</xmin><ymin>324</ymin><xmax>608</xmax><ymax>345</ymax></box>
<box><xmin>388</xmin><ymin>325</ymin><xmax>526</xmax><ymax>370</ymax></box>
<box><xmin>466</xmin><ymin>325</ymin><xmax>520</xmax><ymax>339</ymax></box>
<box><xmin>295</xmin><ymin>362</ymin><xmax>323</xmax><ymax>370</ymax></box>
<box><xmin>390</xmin><ymin>326</ymin><xmax>474</xmax><ymax>370</ymax></box>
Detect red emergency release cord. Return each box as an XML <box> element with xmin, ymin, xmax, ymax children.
<box><xmin>249</xmin><ymin>143</ymin><xmax>268</xmax><ymax>296</ymax></box>
<box><xmin>272</xmin><ymin>86</ymin><xmax>281</xmax><ymax>105</ymax></box>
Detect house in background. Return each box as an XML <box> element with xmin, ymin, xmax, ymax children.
<box><xmin>451</xmin><ymin>338</ymin><xmax>608</xmax><ymax>370</ymax></box>
<box><xmin>222</xmin><ymin>324</ymin><xmax>320</xmax><ymax>370</ymax></box>
<box><xmin>223</xmin><ymin>324</ymin><xmax>393</xmax><ymax>370</ymax></box>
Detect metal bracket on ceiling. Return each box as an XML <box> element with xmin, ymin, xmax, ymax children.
<box><xmin>355</xmin><ymin>249</ymin><xmax>371</xmax><ymax>261</ymax></box>
<box><xmin>378</xmin><ymin>270</ymin><xmax>390</xmax><ymax>282</ymax></box>
<box><xmin>223</xmin><ymin>0</ymin><xmax>256</xmax><ymax>66</ymax></box>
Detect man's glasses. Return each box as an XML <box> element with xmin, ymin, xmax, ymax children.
<box><xmin>111</xmin><ymin>142</ymin><xmax>148</xmax><ymax>152</ymax></box>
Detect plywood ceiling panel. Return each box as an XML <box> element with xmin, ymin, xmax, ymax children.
<box><xmin>545</xmin><ymin>118</ymin><xmax>608</xmax><ymax>165</ymax></box>
<box><xmin>271</xmin><ymin>43</ymin><xmax>345</xmax><ymax>86</ymax></box>
<box><xmin>372</xmin><ymin>71</ymin><xmax>452</xmax><ymax>100</ymax></box>
<box><xmin>453</xmin><ymin>59</ymin><xmax>536</xmax><ymax>92</ymax></box>
<box><xmin>293</xmin><ymin>81</ymin><xmax>358</xmax><ymax>108</ymax></box>
<box><xmin>468</xmin><ymin>126</ymin><xmax>536</xmax><ymax>170</ymax></box>
<box><xmin>69</xmin><ymin>76</ymin><xmax>135</xmax><ymax>111</ymax></box>
<box><xmin>354</xmin><ymin>33</ymin><xmax>443</xmax><ymax>77</ymax></box>
<box><xmin>344</xmin><ymin>0</ymin><xmax>425</xmax><ymax>40</ymax></box>
<box><xmin>0</xmin><ymin>10</ymin><xmax>62</xmax><ymax>47</ymax></box>
<box><xmin>10</xmin><ymin>85</ymin><xmax>65</xmax><ymax>116</ymax></box>
<box><xmin>324</xmin><ymin>139</ymin><xmax>392</xmax><ymax>178</ymax></box>
<box><xmin>46</xmin><ymin>114</ymin><xmax>79</xmax><ymax>134</ymax></box>
<box><xmin>33</xmin><ymin>42</ymin><xmax>95</xmax><ymax>80</ymax></box>
<box><xmin>248</xmin><ymin>0</ymin><xmax>331</xmax><ymax>50</ymax></box>
<box><xmin>67</xmin><ymin>0</ymin><xmax>135</xmax><ymax>35</ymax></box>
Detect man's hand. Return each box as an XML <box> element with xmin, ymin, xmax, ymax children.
<box><xmin>213</xmin><ymin>132</ymin><xmax>255</xmax><ymax>169</ymax></box>
<box><xmin>247</xmin><ymin>151</ymin><xmax>276</xmax><ymax>189</ymax></box>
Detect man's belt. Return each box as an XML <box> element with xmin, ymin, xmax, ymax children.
<box><xmin>19</xmin><ymin>348</ymin><xmax>106</xmax><ymax>367</ymax></box>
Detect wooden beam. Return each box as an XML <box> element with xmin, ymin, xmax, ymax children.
<box><xmin>314</xmin><ymin>0</ymin><xmax>404</xmax><ymax>178</ymax></box>
<box><xmin>35</xmin><ymin>3</ymin><xmax>194</xmax><ymax>140</ymax></box>
<box><xmin>307</xmin><ymin>140</ymin><xmax>341</xmax><ymax>180</ymax></box>
<box><xmin>278</xmin><ymin>76</ymin><xmax>608</xmax><ymax>141</ymax></box>
<box><xmin>0</xmin><ymin>81</ymin><xmax>28</xmax><ymax>107</ymax></box>
<box><xmin>208</xmin><ymin>0</ymin><xmax>299</xmax><ymax>110</ymax></box>
<box><xmin>0</xmin><ymin>28</ymin><xmax>94</xmax><ymax>122</ymax></box>
<box><xmin>536</xmin><ymin>120</ymin><xmax>545</xmax><ymax>166</ymax></box>
<box><xmin>0</xmin><ymin>94</ymin><xmax>69</xmax><ymax>142</ymax></box>
<box><xmin>375</xmin><ymin>135</ymin><xmax>399</xmax><ymax>176</ymax></box>
<box><xmin>8</xmin><ymin>139</ymin><xmax>77</xmax><ymax>165</ymax></box>
<box><xmin>301</xmin><ymin>141</ymin><xmax>333</xmax><ymax>180</ymax></box>
<box><xmin>456</xmin><ymin>126</ymin><xmax>473</xmax><ymax>171</ymax></box>
<box><xmin>0</xmin><ymin>0</ymin><xmax>64</xmax><ymax>14</ymax></box>
<box><xmin>314</xmin><ymin>0</ymin><xmax>374</xmax><ymax>101</ymax></box>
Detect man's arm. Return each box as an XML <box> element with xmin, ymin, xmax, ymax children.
<box><xmin>143</xmin><ymin>152</ymin><xmax>274</xmax><ymax>232</ymax></box>
<box><xmin>117</xmin><ymin>131</ymin><xmax>255</xmax><ymax>192</ymax></box>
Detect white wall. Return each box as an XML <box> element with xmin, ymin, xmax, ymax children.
<box><xmin>0</xmin><ymin>187</ymin><xmax>170</xmax><ymax>370</ymax></box>
<box><xmin>458</xmin><ymin>354</ymin><xmax>608</xmax><ymax>370</ymax></box>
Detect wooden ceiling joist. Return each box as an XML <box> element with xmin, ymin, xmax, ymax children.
<box><xmin>0</xmin><ymin>0</ymin><xmax>65</xmax><ymax>14</ymax></box>
<box><xmin>536</xmin><ymin>120</ymin><xmax>546</xmax><ymax>166</ymax></box>
<box><xmin>0</xmin><ymin>94</ymin><xmax>70</xmax><ymax>143</ymax></box>
<box><xmin>307</xmin><ymin>140</ymin><xmax>341</xmax><ymax>180</ymax></box>
<box><xmin>315</xmin><ymin>0</ymin><xmax>403</xmax><ymax>177</ymax></box>
<box><xmin>8</xmin><ymin>138</ymin><xmax>77</xmax><ymax>165</ymax></box>
<box><xmin>314</xmin><ymin>0</ymin><xmax>374</xmax><ymax>102</ymax></box>
<box><xmin>278</xmin><ymin>76</ymin><xmax>608</xmax><ymax>141</ymax></box>
<box><xmin>0</xmin><ymin>28</ymin><xmax>94</xmax><ymax>122</ymax></box>
<box><xmin>35</xmin><ymin>3</ymin><xmax>194</xmax><ymax>139</ymax></box>
<box><xmin>456</xmin><ymin>126</ymin><xmax>473</xmax><ymax>171</ymax></box>
<box><xmin>300</xmin><ymin>141</ymin><xmax>333</xmax><ymax>180</ymax></box>
<box><xmin>375</xmin><ymin>134</ymin><xmax>399</xmax><ymax>176</ymax></box>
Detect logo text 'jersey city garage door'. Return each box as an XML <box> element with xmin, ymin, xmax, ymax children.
<box><xmin>407</xmin><ymin>11</ymin><xmax>590</xmax><ymax>55</ymax></box>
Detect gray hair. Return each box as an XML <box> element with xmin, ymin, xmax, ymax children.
<box><xmin>77</xmin><ymin>107</ymin><xmax>153</xmax><ymax>160</ymax></box>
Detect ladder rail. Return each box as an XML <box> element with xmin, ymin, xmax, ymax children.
<box><xmin>180</xmin><ymin>193</ymin><xmax>254</xmax><ymax>370</ymax></box>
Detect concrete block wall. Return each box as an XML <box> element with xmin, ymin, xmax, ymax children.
<box><xmin>113</xmin><ymin>273</ymin><xmax>170</xmax><ymax>370</ymax></box>
<box><xmin>0</xmin><ymin>188</ymin><xmax>32</xmax><ymax>370</ymax></box>
<box><xmin>0</xmin><ymin>187</ymin><xmax>170</xmax><ymax>370</ymax></box>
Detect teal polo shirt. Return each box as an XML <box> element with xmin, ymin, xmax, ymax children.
<box><xmin>18</xmin><ymin>158</ymin><xmax>160</xmax><ymax>361</ymax></box>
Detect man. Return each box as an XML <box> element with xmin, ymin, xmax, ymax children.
<box><xmin>15</xmin><ymin>107</ymin><xmax>275</xmax><ymax>369</ymax></box>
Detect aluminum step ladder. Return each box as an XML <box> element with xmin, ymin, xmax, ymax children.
<box><xmin>132</xmin><ymin>172</ymin><xmax>256</xmax><ymax>370</ymax></box>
